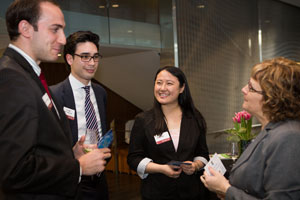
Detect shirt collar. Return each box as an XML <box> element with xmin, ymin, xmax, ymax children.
<box><xmin>69</xmin><ymin>73</ymin><xmax>91</xmax><ymax>90</ymax></box>
<box><xmin>8</xmin><ymin>44</ymin><xmax>41</xmax><ymax>76</ymax></box>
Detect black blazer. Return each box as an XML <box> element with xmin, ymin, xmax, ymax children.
<box><xmin>50</xmin><ymin>77</ymin><xmax>109</xmax><ymax>200</ymax></box>
<box><xmin>0</xmin><ymin>47</ymin><xmax>81</xmax><ymax>200</ymax></box>
<box><xmin>50</xmin><ymin>78</ymin><xmax>107</xmax><ymax>145</ymax></box>
<box><xmin>127</xmin><ymin>109</ymin><xmax>209</xmax><ymax>200</ymax></box>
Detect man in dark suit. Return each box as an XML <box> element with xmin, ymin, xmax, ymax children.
<box><xmin>0</xmin><ymin>1</ymin><xmax>111</xmax><ymax>199</ymax></box>
<box><xmin>51</xmin><ymin>31</ymin><xmax>110</xmax><ymax>200</ymax></box>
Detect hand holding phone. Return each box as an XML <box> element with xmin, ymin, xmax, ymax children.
<box><xmin>167</xmin><ymin>160</ymin><xmax>192</xmax><ymax>166</ymax></box>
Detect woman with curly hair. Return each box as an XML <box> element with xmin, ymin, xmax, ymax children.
<box><xmin>201</xmin><ymin>57</ymin><xmax>300</xmax><ymax>199</ymax></box>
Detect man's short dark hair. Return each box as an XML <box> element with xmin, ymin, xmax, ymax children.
<box><xmin>6</xmin><ymin>0</ymin><xmax>60</xmax><ymax>41</ymax></box>
<box><xmin>63</xmin><ymin>31</ymin><xmax>100</xmax><ymax>67</ymax></box>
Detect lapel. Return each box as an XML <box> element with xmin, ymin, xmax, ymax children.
<box><xmin>165</xmin><ymin>128</ymin><xmax>178</xmax><ymax>158</ymax></box>
<box><xmin>3</xmin><ymin>48</ymin><xmax>73</xmax><ymax>146</ymax></box>
<box><xmin>4</xmin><ymin>48</ymin><xmax>44</xmax><ymax>94</ymax></box>
<box><xmin>153</xmin><ymin>117</ymin><xmax>177</xmax><ymax>157</ymax></box>
<box><xmin>91</xmin><ymin>83</ymin><xmax>106</xmax><ymax>134</ymax></box>
<box><xmin>161</xmin><ymin>113</ymin><xmax>189</xmax><ymax>157</ymax></box>
<box><xmin>166</xmin><ymin>129</ymin><xmax>176</xmax><ymax>156</ymax></box>
<box><xmin>230</xmin><ymin>123</ymin><xmax>274</xmax><ymax>172</ymax></box>
<box><xmin>62</xmin><ymin>78</ymin><xmax>78</xmax><ymax>143</ymax></box>
<box><xmin>4</xmin><ymin>48</ymin><xmax>60</xmax><ymax>121</ymax></box>
<box><xmin>176</xmin><ymin>112</ymin><xmax>196</xmax><ymax>155</ymax></box>
<box><xmin>176</xmin><ymin>114</ymin><xmax>188</xmax><ymax>154</ymax></box>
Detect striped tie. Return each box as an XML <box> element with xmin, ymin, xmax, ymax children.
<box><xmin>83</xmin><ymin>86</ymin><xmax>100</xmax><ymax>141</ymax></box>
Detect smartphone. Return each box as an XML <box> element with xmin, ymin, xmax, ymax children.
<box><xmin>181</xmin><ymin>162</ymin><xmax>192</xmax><ymax>166</ymax></box>
<box><xmin>167</xmin><ymin>161</ymin><xmax>192</xmax><ymax>166</ymax></box>
<box><xmin>97</xmin><ymin>129</ymin><xmax>113</xmax><ymax>148</ymax></box>
<box><xmin>167</xmin><ymin>160</ymin><xmax>182</xmax><ymax>166</ymax></box>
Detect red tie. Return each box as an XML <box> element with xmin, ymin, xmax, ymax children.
<box><xmin>39</xmin><ymin>71</ymin><xmax>52</xmax><ymax>99</ymax></box>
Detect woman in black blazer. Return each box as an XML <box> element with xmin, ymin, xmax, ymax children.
<box><xmin>127</xmin><ymin>66</ymin><xmax>209</xmax><ymax>200</ymax></box>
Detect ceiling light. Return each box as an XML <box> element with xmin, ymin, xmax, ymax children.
<box><xmin>99</xmin><ymin>5</ymin><xmax>105</xmax><ymax>9</ymax></box>
<box><xmin>197</xmin><ymin>4</ymin><xmax>205</xmax><ymax>8</ymax></box>
<box><xmin>112</xmin><ymin>4</ymin><xmax>119</xmax><ymax>8</ymax></box>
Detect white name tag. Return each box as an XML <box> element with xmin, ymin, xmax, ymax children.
<box><xmin>63</xmin><ymin>107</ymin><xmax>75</xmax><ymax>120</ymax></box>
<box><xmin>154</xmin><ymin>131</ymin><xmax>171</xmax><ymax>145</ymax></box>
<box><xmin>42</xmin><ymin>93</ymin><xmax>53</xmax><ymax>110</ymax></box>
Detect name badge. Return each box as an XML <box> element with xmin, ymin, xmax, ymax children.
<box><xmin>154</xmin><ymin>131</ymin><xmax>171</xmax><ymax>145</ymax></box>
<box><xmin>63</xmin><ymin>107</ymin><xmax>75</xmax><ymax>120</ymax></box>
<box><xmin>42</xmin><ymin>93</ymin><xmax>53</xmax><ymax>110</ymax></box>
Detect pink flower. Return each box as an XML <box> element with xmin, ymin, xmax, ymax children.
<box><xmin>232</xmin><ymin>117</ymin><xmax>237</xmax><ymax>123</ymax></box>
<box><xmin>233</xmin><ymin>112</ymin><xmax>241</xmax><ymax>123</ymax></box>
<box><xmin>241</xmin><ymin>110</ymin><xmax>251</xmax><ymax>120</ymax></box>
<box><xmin>227</xmin><ymin>110</ymin><xmax>255</xmax><ymax>142</ymax></box>
<box><xmin>232</xmin><ymin>111</ymin><xmax>251</xmax><ymax>123</ymax></box>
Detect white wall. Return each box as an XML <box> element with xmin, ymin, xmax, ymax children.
<box><xmin>95</xmin><ymin>51</ymin><xmax>160</xmax><ymax>111</ymax></box>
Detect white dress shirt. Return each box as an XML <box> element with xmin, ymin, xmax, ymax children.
<box><xmin>8</xmin><ymin>44</ymin><xmax>41</xmax><ymax>76</ymax></box>
<box><xmin>68</xmin><ymin>74</ymin><xmax>102</xmax><ymax>140</ymax></box>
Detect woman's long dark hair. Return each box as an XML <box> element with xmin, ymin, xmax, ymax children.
<box><xmin>153</xmin><ymin>66</ymin><xmax>206</xmax><ymax>135</ymax></box>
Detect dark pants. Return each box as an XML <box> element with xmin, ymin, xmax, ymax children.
<box><xmin>80</xmin><ymin>172</ymin><xmax>109</xmax><ymax>200</ymax></box>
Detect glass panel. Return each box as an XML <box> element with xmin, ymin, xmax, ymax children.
<box><xmin>108</xmin><ymin>0</ymin><xmax>159</xmax><ymax>24</ymax></box>
<box><xmin>0</xmin><ymin>0</ymin><xmax>14</xmax><ymax>50</ymax></box>
<box><xmin>63</xmin><ymin>10</ymin><xmax>110</xmax><ymax>45</ymax></box>
<box><xmin>109</xmin><ymin>18</ymin><xmax>160</xmax><ymax>48</ymax></box>
<box><xmin>108</xmin><ymin>0</ymin><xmax>160</xmax><ymax>48</ymax></box>
<box><xmin>259</xmin><ymin>0</ymin><xmax>300</xmax><ymax>61</ymax></box>
<box><xmin>175</xmin><ymin>0</ymin><xmax>300</xmax><ymax>136</ymax></box>
<box><xmin>0</xmin><ymin>0</ymin><xmax>161</xmax><ymax>49</ymax></box>
<box><xmin>60</xmin><ymin>0</ymin><xmax>110</xmax><ymax>44</ymax></box>
<box><xmin>60</xmin><ymin>0</ymin><xmax>160</xmax><ymax>48</ymax></box>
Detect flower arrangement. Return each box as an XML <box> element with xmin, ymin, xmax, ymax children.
<box><xmin>226</xmin><ymin>111</ymin><xmax>256</xmax><ymax>142</ymax></box>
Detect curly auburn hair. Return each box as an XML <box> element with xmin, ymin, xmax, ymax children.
<box><xmin>251</xmin><ymin>57</ymin><xmax>300</xmax><ymax>122</ymax></box>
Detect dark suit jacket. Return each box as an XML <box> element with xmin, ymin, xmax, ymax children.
<box><xmin>50</xmin><ymin>77</ymin><xmax>109</xmax><ymax>200</ymax></box>
<box><xmin>50</xmin><ymin>78</ymin><xmax>107</xmax><ymax>145</ymax></box>
<box><xmin>0</xmin><ymin>48</ymin><xmax>81</xmax><ymax>200</ymax></box>
<box><xmin>226</xmin><ymin>120</ymin><xmax>300</xmax><ymax>200</ymax></box>
<box><xmin>127</xmin><ymin>109</ymin><xmax>209</xmax><ymax>200</ymax></box>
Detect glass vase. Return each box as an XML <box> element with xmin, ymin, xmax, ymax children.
<box><xmin>238</xmin><ymin>140</ymin><xmax>251</xmax><ymax>156</ymax></box>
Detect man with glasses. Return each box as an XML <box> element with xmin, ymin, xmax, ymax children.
<box><xmin>51</xmin><ymin>31</ymin><xmax>110</xmax><ymax>200</ymax></box>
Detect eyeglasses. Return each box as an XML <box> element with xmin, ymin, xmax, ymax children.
<box><xmin>74</xmin><ymin>53</ymin><xmax>102</xmax><ymax>62</ymax></box>
<box><xmin>248</xmin><ymin>80</ymin><xmax>264</xmax><ymax>95</ymax></box>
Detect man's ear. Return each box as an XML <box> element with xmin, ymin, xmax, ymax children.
<box><xmin>18</xmin><ymin>20</ymin><xmax>33</xmax><ymax>38</ymax></box>
<box><xmin>66</xmin><ymin>54</ymin><xmax>74</xmax><ymax>66</ymax></box>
